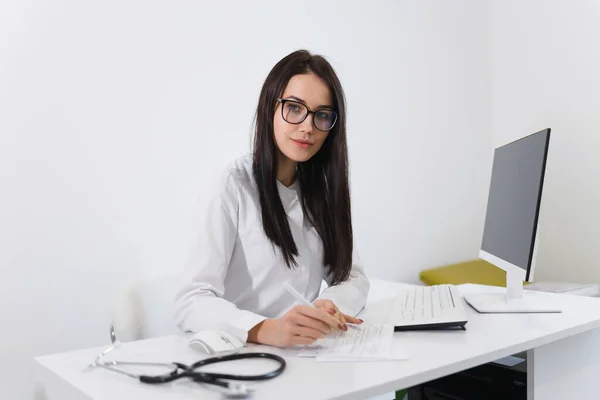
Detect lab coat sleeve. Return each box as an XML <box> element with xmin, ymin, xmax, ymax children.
<box><xmin>174</xmin><ymin>172</ymin><xmax>266</xmax><ymax>342</ymax></box>
<box><xmin>318</xmin><ymin>246</ymin><xmax>370</xmax><ymax>317</ymax></box>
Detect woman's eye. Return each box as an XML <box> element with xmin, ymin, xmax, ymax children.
<box><xmin>316</xmin><ymin>111</ymin><xmax>330</xmax><ymax>120</ymax></box>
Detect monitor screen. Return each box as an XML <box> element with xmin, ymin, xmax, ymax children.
<box><xmin>481</xmin><ymin>129</ymin><xmax>550</xmax><ymax>274</ymax></box>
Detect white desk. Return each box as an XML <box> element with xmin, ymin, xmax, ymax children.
<box><xmin>34</xmin><ymin>279</ymin><xmax>600</xmax><ymax>400</ymax></box>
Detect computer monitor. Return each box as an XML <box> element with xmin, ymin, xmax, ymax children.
<box><xmin>463</xmin><ymin>128</ymin><xmax>561</xmax><ymax>313</ymax></box>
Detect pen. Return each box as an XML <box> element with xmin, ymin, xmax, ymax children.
<box><xmin>284</xmin><ymin>282</ymin><xmax>347</xmax><ymax>332</ymax></box>
<box><xmin>283</xmin><ymin>282</ymin><xmax>316</xmax><ymax>308</ymax></box>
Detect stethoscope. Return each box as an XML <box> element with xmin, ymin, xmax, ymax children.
<box><xmin>90</xmin><ymin>344</ymin><xmax>286</xmax><ymax>398</ymax></box>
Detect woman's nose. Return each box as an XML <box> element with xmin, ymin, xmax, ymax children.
<box><xmin>299</xmin><ymin>114</ymin><xmax>314</xmax><ymax>134</ymax></box>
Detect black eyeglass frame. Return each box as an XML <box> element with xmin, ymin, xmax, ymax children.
<box><xmin>276</xmin><ymin>98</ymin><xmax>338</xmax><ymax>132</ymax></box>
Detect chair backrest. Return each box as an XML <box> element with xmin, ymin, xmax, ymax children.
<box><xmin>111</xmin><ymin>275</ymin><xmax>181</xmax><ymax>342</ymax></box>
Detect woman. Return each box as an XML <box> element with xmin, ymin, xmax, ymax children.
<box><xmin>175</xmin><ymin>49</ymin><xmax>370</xmax><ymax>348</ymax></box>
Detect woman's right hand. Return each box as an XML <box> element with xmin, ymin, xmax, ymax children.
<box><xmin>248</xmin><ymin>305</ymin><xmax>346</xmax><ymax>348</ymax></box>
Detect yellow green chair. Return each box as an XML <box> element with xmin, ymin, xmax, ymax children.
<box><xmin>419</xmin><ymin>259</ymin><xmax>527</xmax><ymax>287</ymax></box>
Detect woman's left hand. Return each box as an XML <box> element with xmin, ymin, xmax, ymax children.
<box><xmin>313</xmin><ymin>299</ymin><xmax>363</xmax><ymax>329</ymax></box>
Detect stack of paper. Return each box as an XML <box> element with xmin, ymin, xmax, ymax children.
<box><xmin>296</xmin><ymin>324</ymin><xmax>407</xmax><ymax>362</ymax></box>
<box><xmin>526</xmin><ymin>281</ymin><xmax>600</xmax><ymax>297</ymax></box>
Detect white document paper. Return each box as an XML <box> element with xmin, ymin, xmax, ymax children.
<box><xmin>296</xmin><ymin>324</ymin><xmax>407</xmax><ymax>362</ymax></box>
<box><xmin>525</xmin><ymin>281</ymin><xmax>600</xmax><ymax>296</ymax></box>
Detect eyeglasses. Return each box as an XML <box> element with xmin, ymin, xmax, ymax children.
<box><xmin>277</xmin><ymin>98</ymin><xmax>338</xmax><ymax>132</ymax></box>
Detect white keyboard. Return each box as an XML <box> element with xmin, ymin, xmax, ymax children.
<box><xmin>388</xmin><ymin>284</ymin><xmax>468</xmax><ymax>330</ymax></box>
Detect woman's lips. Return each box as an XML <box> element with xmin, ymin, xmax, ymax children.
<box><xmin>291</xmin><ymin>138</ymin><xmax>313</xmax><ymax>148</ymax></box>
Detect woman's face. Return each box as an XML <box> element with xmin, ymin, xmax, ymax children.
<box><xmin>273</xmin><ymin>73</ymin><xmax>334</xmax><ymax>163</ymax></box>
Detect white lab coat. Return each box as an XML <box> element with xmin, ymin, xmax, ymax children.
<box><xmin>174</xmin><ymin>153</ymin><xmax>370</xmax><ymax>342</ymax></box>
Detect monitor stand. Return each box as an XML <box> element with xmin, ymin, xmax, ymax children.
<box><xmin>463</xmin><ymin>267</ymin><xmax>562</xmax><ymax>313</ymax></box>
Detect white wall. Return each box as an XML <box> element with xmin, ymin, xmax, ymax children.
<box><xmin>0</xmin><ymin>1</ymin><xmax>491</xmax><ymax>397</ymax></box>
<box><xmin>489</xmin><ymin>0</ymin><xmax>600</xmax><ymax>284</ymax></box>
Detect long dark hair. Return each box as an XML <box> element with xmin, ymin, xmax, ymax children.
<box><xmin>252</xmin><ymin>49</ymin><xmax>352</xmax><ymax>286</ymax></box>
